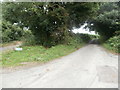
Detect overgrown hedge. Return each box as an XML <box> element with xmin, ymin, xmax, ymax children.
<box><xmin>66</xmin><ymin>33</ymin><xmax>97</xmax><ymax>47</ymax></box>
<box><xmin>22</xmin><ymin>32</ymin><xmax>97</xmax><ymax>47</ymax></box>
<box><xmin>104</xmin><ymin>35</ymin><xmax>120</xmax><ymax>53</ymax></box>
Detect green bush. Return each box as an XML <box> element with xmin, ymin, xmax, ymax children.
<box><xmin>105</xmin><ymin>35</ymin><xmax>120</xmax><ymax>53</ymax></box>
<box><xmin>72</xmin><ymin>33</ymin><xmax>97</xmax><ymax>43</ymax></box>
<box><xmin>67</xmin><ymin>36</ymin><xmax>82</xmax><ymax>48</ymax></box>
<box><xmin>79</xmin><ymin>34</ymin><xmax>91</xmax><ymax>43</ymax></box>
<box><xmin>1</xmin><ymin>21</ymin><xmax>25</xmax><ymax>43</ymax></box>
<box><xmin>66</xmin><ymin>33</ymin><xmax>96</xmax><ymax>48</ymax></box>
<box><xmin>22</xmin><ymin>30</ymin><xmax>37</xmax><ymax>46</ymax></box>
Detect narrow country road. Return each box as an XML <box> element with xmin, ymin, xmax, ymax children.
<box><xmin>0</xmin><ymin>44</ymin><xmax>118</xmax><ymax>88</ymax></box>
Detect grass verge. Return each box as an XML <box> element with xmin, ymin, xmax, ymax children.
<box><xmin>102</xmin><ymin>43</ymin><xmax>119</xmax><ymax>54</ymax></box>
<box><xmin>1</xmin><ymin>43</ymin><xmax>85</xmax><ymax>67</ymax></box>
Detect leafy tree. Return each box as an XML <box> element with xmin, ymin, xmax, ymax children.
<box><xmin>65</xmin><ymin>2</ymin><xmax>99</xmax><ymax>29</ymax></box>
<box><xmin>2</xmin><ymin>2</ymin><xmax>99</xmax><ymax>47</ymax></box>
<box><xmin>2</xmin><ymin>2</ymin><xmax>69</xmax><ymax>47</ymax></box>
<box><xmin>88</xmin><ymin>2</ymin><xmax>120</xmax><ymax>41</ymax></box>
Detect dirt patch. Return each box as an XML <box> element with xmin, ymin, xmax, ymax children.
<box><xmin>1</xmin><ymin>41</ymin><xmax>22</xmax><ymax>47</ymax></box>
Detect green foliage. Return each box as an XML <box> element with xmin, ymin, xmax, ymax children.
<box><xmin>88</xmin><ymin>2</ymin><xmax>120</xmax><ymax>40</ymax></box>
<box><xmin>22</xmin><ymin>30</ymin><xmax>37</xmax><ymax>46</ymax></box>
<box><xmin>2</xmin><ymin>2</ymin><xmax>69</xmax><ymax>47</ymax></box>
<box><xmin>78</xmin><ymin>34</ymin><xmax>92</xmax><ymax>43</ymax></box>
<box><xmin>66</xmin><ymin>34</ymin><xmax>83</xmax><ymax>49</ymax></box>
<box><xmin>66</xmin><ymin>2</ymin><xmax>99</xmax><ymax>29</ymax></box>
<box><xmin>65</xmin><ymin>33</ymin><xmax>97</xmax><ymax>49</ymax></box>
<box><xmin>1</xmin><ymin>20</ymin><xmax>26</xmax><ymax>43</ymax></box>
<box><xmin>2</xmin><ymin>2</ymin><xmax>99</xmax><ymax>47</ymax></box>
<box><xmin>104</xmin><ymin>35</ymin><xmax>120</xmax><ymax>53</ymax></box>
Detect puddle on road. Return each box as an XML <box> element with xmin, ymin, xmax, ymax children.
<box><xmin>97</xmin><ymin>66</ymin><xmax>118</xmax><ymax>83</ymax></box>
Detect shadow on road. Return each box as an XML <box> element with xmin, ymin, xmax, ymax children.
<box><xmin>89</xmin><ymin>39</ymin><xmax>100</xmax><ymax>44</ymax></box>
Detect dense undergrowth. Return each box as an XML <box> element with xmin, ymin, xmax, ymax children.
<box><xmin>103</xmin><ymin>35</ymin><xmax>120</xmax><ymax>53</ymax></box>
<box><xmin>1</xmin><ymin>20</ymin><xmax>31</xmax><ymax>43</ymax></box>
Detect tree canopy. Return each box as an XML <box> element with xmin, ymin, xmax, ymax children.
<box><xmin>2</xmin><ymin>2</ymin><xmax>99</xmax><ymax>47</ymax></box>
<box><xmin>88</xmin><ymin>2</ymin><xmax>120</xmax><ymax>40</ymax></box>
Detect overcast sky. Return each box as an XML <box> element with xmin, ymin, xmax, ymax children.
<box><xmin>72</xmin><ymin>23</ymin><xmax>96</xmax><ymax>35</ymax></box>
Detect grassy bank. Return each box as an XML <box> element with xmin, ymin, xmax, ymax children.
<box><xmin>1</xmin><ymin>43</ymin><xmax>85</xmax><ymax>67</ymax></box>
<box><xmin>102</xmin><ymin>35</ymin><xmax>120</xmax><ymax>54</ymax></box>
<box><xmin>103</xmin><ymin>43</ymin><xmax>119</xmax><ymax>54</ymax></box>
